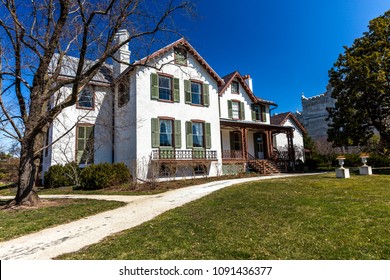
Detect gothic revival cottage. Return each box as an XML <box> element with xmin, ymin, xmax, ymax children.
<box><xmin>42</xmin><ymin>30</ymin><xmax>297</xmax><ymax>181</ymax></box>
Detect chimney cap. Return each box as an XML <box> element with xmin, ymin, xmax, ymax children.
<box><xmin>243</xmin><ymin>74</ymin><xmax>251</xmax><ymax>79</ymax></box>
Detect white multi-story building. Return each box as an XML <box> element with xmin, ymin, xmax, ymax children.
<box><xmin>42</xmin><ymin>30</ymin><xmax>298</xmax><ymax>180</ymax></box>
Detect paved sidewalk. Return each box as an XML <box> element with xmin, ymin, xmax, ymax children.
<box><xmin>0</xmin><ymin>173</ymin><xmax>317</xmax><ymax>260</ymax></box>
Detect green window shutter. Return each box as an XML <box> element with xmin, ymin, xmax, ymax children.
<box><xmin>261</xmin><ymin>105</ymin><xmax>267</xmax><ymax>122</ymax></box>
<box><xmin>174</xmin><ymin>120</ymin><xmax>181</xmax><ymax>148</ymax></box>
<box><xmin>228</xmin><ymin>100</ymin><xmax>232</xmax><ymax>118</ymax></box>
<box><xmin>203</xmin><ymin>84</ymin><xmax>209</xmax><ymax>107</ymax></box>
<box><xmin>173</xmin><ymin>78</ymin><xmax>180</xmax><ymax>102</ymax></box>
<box><xmin>186</xmin><ymin>121</ymin><xmax>193</xmax><ymax>148</ymax></box>
<box><xmin>77</xmin><ymin>126</ymin><xmax>94</xmax><ymax>164</ymax></box>
<box><xmin>205</xmin><ymin>122</ymin><xmax>211</xmax><ymax>149</ymax></box>
<box><xmin>251</xmin><ymin>104</ymin><xmax>256</xmax><ymax>121</ymax></box>
<box><xmin>150</xmin><ymin>73</ymin><xmax>159</xmax><ymax>100</ymax></box>
<box><xmin>184</xmin><ymin>80</ymin><xmax>191</xmax><ymax>104</ymax></box>
<box><xmin>240</xmin><ymin>102</ymin><xmax>245</xmax><ymax>120</ymax></box>
<box><xmin>151</xmin><ymin>118</ymin><xmax>160</xmax><ymax>148</ymax></box>
<box><xmin>76</xmin><ymin>126</ymin><xmax>85</xmax><ymax>163</ymax></box>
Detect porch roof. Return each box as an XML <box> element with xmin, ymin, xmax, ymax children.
<box><xmin>220</xmin><ymin>118</ymin><xmax>294</xmax><ymax>133</ymax></box>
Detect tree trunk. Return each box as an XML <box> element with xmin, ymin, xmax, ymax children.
<box><xmin>13</xmin><ymin>138</ymin><xmax>41</xmax><ymax>206</ymax></box>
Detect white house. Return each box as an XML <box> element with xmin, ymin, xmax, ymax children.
<box><xmin>218</xmin><ymin>71</ymin><xmax>296</xmax><ymax>174</ymax></box>
<box><xmin>112</xmin><ymin>31</ymin><xmax>224</xmax><ymax>179</ymax></box>
<box><xmin>270</xmin><ymin>112</ymin><xmax>307</xmax><ymax>161</ymax></box>
<box><xmin>42</xmin><ymin>30</ymin><xmax>299</xmax><ymax>181</ymax></box>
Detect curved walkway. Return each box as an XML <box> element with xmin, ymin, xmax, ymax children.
<box><xmin>0</xmin><ymin>173</ymin><xmax>319</xmax><ymax>260</ymax></box>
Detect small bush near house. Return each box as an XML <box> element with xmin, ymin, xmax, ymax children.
<box><xmin>77</xmin><ymin>162</ymin><xmax>131</xmax><ymax>190</ymax></box>
<box><xmin>44</xmin><ymin>162</ymin><xmax>79</xmax><ymax>188</ymax></box>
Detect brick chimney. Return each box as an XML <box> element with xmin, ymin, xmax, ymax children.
<box><xmin>113</xmin><ymin>29</ymin><xmax>131</xmax><ymax>78</ymax></box>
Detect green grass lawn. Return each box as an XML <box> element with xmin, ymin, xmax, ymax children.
<box><xmin>0</xmin><ymin>173</ymin><xmax>259</xmax><ymax>196</ymax></box>
<box><xmin>0</xmin><ymin>199</ymin><xmax>125</xmax><ymax>242</ymax></box>
<box><xmin>58</xmin><ymin>173</ymin><xmax>390</xmax><ymax>260</ymax></box>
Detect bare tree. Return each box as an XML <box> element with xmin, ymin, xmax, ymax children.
<box><xmin>0</xmin><ymin>0</ymin><xmax>193</xmax><ymax>206</ymax></box>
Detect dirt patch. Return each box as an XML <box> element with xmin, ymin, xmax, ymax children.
<box><xmin>1</xmin><ymin>199</ymin><xmax>74</xmax><ymax>212</ymax></box>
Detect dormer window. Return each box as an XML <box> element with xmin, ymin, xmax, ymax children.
<box><xmin>174</xmin><ymin>47</ymin><xmax>187</xmax><ymax>65</ymax></box>
<box><xmin>231</xmin><ymin>81</ymin><xmax>239</xmax><ymax>94</ymax></box>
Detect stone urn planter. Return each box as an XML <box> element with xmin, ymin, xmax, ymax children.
<box><xmin>336</xmin><ymin>156</ymin><xmax>350</xmax><ymax>178</ymax></box>
<box><xmin>359</xmin><ymin>154</ymin><xmax>372</xmax><ymax>175</ymax></box>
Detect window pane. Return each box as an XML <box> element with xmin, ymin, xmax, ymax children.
<box><xmin>232</xmin><ymin>102</ymin><xmax>240</xmax><ymax>119</ymax></box>
<box><xmin>160</xmin><ymin>120</ymin><xmax>172</xmax><ymax>146</ymax></box>
<box><xmin>159</xmin><ymin>76</ymin><xmax>172</xmax><ymax>100</ymax></box>
<box><xmin>254</xmin><ymin>106</ymin><xmax>261</xmax><ymax>120</ymax></box>
<box><xmin>192</xmin><ymin>122</ymin><xmax>204</xmax><ymax>147</ymax></box>
<box><xmin>78</xmin><ymin>87</ymin><xmax>93</xmax><ymax>108</ymax></box>
<box><xmin>231</xmin><ymin>82</ymin><xmax>239</xmax><ymax>93</ymax></box>
<box><xmin>191</xmin><ymin>82</ymin><xmax>201</xmax><ymax>105</ymax></box>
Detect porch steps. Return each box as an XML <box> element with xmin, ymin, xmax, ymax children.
<box><xmin>248</xmin><ymin>159</ymin><xmax>284</xmax><ymax>175</ymax></box>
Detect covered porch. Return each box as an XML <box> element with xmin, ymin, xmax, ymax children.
<box><xmin>220</xmin><ymin>119</ymin><xmax>295</xmax><ymax>173</ymax></box>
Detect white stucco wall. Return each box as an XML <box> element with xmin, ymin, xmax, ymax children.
<box><xmin>42</xmin><ymin>85</ymin><xmax>113</xmax><ymax>175</ymax></box>
<box><xmin>273</xmin><ymin>118</ymin><xmax>305</xmax><ymax>161</ymax></box>
<box><xmin>219</xmin><ymin>82</ymin><xmax>270</xmax><ymax>124</ymax></box>
<box><xmin>114</xmin><ymin>73</ymin><xmax>138</xmax><ymax>168</ymax></box>
<box><xmin>132</xmin><ymin>50</ymin><xmax>222</xmax><ymax>179</ymax></box>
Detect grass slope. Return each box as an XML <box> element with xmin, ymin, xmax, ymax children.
<box><xmin>58</xmin><ymin>174</ymin><xmax>390</xmax><ymax>260</ymax></box>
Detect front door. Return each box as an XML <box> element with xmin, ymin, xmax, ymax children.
<box><xmin>254</xmin><ymin>132</ymin><xmax>265</xmax><ymax>159</ymax></box>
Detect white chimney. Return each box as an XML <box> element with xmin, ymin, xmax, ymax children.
<box><xmin>113</xmin><ymin>29</ymin><xmax>131</xmax><ymax>78</ymax></box>
<box><xmin>243</xmin><ymin>74</ymin><xmax>253</xmax><ymax>92</ymax></box>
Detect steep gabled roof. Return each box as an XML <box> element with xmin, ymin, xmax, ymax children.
<box><xmin>218</xmin><ymin>71</ymin><xmax>276</xmax><ymax>106</ymax></box>
<box><xmin>49</xmin><ymin>54</ymin><xmax>113</xmax><ymax>85</ymax></box>
<box><xmin>117</xmin><ymin>38</ymin><xmax>224</xmax><ymax>86</ymax></box>
<box><xmin>270</xmin><ymin>112</ymin><xmax>307</xmax><ymax>134</ymax></box>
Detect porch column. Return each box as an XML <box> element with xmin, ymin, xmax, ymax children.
<box><xmin>265</xmin><ymin>130</ymin><xmax>273</xmax><ymax>159</ymax></box>
<box><xmin>287</xmin><ymin>129</ymin><xmax>295</xmax><ymax>163</ymax></box>
<box><xmin>241</xmin><ymin>128</ymin><xmax>248</xmax><ymax>160</ymax></box>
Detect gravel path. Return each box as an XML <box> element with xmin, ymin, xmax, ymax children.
<box><xmin>0</xmin><ymin>173</ymin><xmax>317</xmax><ymax>260</ymax></box>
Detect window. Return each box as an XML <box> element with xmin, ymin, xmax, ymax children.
<box><xmin>150</xmin><ymin>73</ymin><xmax>179</xmax><ymax>102</ymax></box>
<box><xmin>251</xmin><ymin>104</ymin><xmax>267</xmax><ymax>122</ymax></box>
<box><xmin>158</xmin><ymin>76</ymin><xmax>172</xmax><ymax>101</ymax></box>
<box><xmin>193</xmin><ymin>164</ymin><xmax>207</xmax><ymax>175</ymax></box>
<box><xmin>159</xmin><ymin>119</ymin><xmax>173</xmax><ymax>147</ymax></box>
<box><xmin>184</xmin><ymin>80</ymin><xmax>209</xmax><ymax>106</ymax></box>
<box><xmin>192</xmin><ymin>122</ymin><xmax>204</xmax><ymax>147</ymax></box>
<box><xmin>159</xmin><ymin>164</ymin><xmax>176</xmax><ymax>177</ymax></box>
<box><xmin>228</xmin><ymin>100</ymin><xmax>245</xmax><ymax>120</ymax></box>
<box><xmin>151</xmin><ymin>118</ymin><xmax>181</xmax><ymax>148</ymax></box>
<box><xmin>118</xmin><ymin>82</ymin><xmax>129</xmax><ymax>107</ymax></box>
<box><xmin>232</xmin><ymin>101</ymin><xmax>240</xmax><ymax>119</ymax></box>
<box><xmin>191</xmin><ymin>82</ymin><xmax>202</xmax><ymax>105</ymax></box>
<box><xmin>77</xmin><ymin>86</ymin><xmax>94</xmax><ymax>109</ymax></box>
<box><xmin>76</xmin><ymin>125</ymin><xmax>94</xmax><ymax>164</ymax></box>
<box><xmin>230</xmin><ymin>131</ymin><xmax>242</xmax><ymax>151</ymax></box>
<box><xmin>231</xmin><ymin>81</ymin><xmax>239</xmax><ymax>94</ymax></box>
<box><xmin>185</xmin><ymin>121</ymin><xmax>211</xmax><ymax>149</ymax></box>
<box><xmin>174</xmin><ymin>47</ymin><xmax>187</xmax><ymax>65</ymax></box>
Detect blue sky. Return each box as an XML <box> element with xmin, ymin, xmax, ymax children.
<box><xmin>178</xmin><ymin>0</ymin><xmax>389</xmax><ymax>113</ymax></box>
